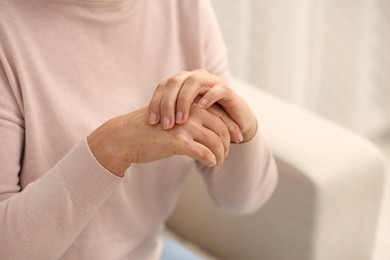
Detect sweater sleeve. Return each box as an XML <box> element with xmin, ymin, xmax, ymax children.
<box><xmin>0</xmin><ymin>61</ymin><xmax>122</xmax><ymax>259</ymax></box>
<box><xmin>196</xmin><ymin>131</ymin><xmax>278</xmax><ymax>214</ymax></box>
<box><xmin>196</xmin><ymin>0</ymin><xmax>278</xmax><ymax>215</ymax></box>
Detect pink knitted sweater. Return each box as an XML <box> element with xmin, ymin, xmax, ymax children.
<box><xmin>0</xmin><ymin>0</ymin><xmax>277</xmax><ymax>259</ymax></box>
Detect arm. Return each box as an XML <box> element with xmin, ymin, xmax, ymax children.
<box><xmin>0</xmin><ymin>61</ymin><xmax>122</xmax><ymax>260</ymax></box>
<box><xmin>198</xmin><ymin>129</ymin><xmax>278</xmax><ymax>215</ymax></box>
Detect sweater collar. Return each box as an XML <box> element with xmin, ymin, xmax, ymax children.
<box><xmin>53</xmin><ymin>0</ymin><xmax>138</xmax><ymax>9</ymax></box>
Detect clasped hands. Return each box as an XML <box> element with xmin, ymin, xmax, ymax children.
<box><xmin>88</xmin><ymin>70</ymin><xmax>257</xmax><ymax>177</ymax></box>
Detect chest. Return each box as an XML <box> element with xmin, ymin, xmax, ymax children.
<box><xmin>1</xmin><ymin>3</ymin><xmax>203</xmax><ymax>185</ymax></box>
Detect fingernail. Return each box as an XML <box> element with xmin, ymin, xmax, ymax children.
<box><xmin>237</xmin><ymin>133</ymin><xmax>243</xmax><ymax>143</ymax></box>
<box><xmin>199</xmin><ymin>98</ymin><xmax>208</xmax><ymax>108</ymax></box>
<box><xmin>148</xmin><ymin>112</ymin><xmax>157</xmax><ymax>124</ymax></box>
<box><xmin>163</xmin><ymin>116</ymin><xmax>171</xmax><ymax>129</ymax></box>
<box><xmin>212</xmin><ymin>158</ymin><xmax>217</xmax><ymax>167</ymax></box>
<box><xmin>176</xmin><ymin>111</ymin><xmax>183</xmax><ymax>123</ymax></box>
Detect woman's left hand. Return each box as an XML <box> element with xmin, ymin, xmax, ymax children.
<box><xmin>147</xmin><ymin>69</ymin><xmax>257</xmax><ymax>143</ymax></box>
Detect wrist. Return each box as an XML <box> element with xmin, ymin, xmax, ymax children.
<box><xmin>87</xmin><ymin>119</ymin><xmax>130</xmax><ymax>177</ymax></box>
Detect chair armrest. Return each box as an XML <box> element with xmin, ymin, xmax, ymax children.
<box><xmin>166</xmin><ymin>78</ymin><xmax>386</xmax><ymax>260</ymax></box>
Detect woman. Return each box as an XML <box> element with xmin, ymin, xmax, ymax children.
<box><xmin>0</xmin><ymin>0</ymin><xmax>277</xmax><ymax>259</ymax></box>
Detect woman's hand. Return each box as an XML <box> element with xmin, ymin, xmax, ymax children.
<box><xmin>147</xmin><ymin>70</ymin><xmax>257</xmax><ymax>143</ymax></box>
<box><xmin>87</xmin><ymin>103</ymin><xmax>234</xmax><ymax>177</ymax></box>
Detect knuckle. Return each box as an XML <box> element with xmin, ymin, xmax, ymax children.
<box><xmin>186</xmin><ymin>75</ymin><xmax>198</xmax><ymax>83</ymax></box>
<box><xmin>225</xmin><ymin>85</ymin><xmax>233</xmax><ymax>95</ymax></box>
<box><xmin>157</xmin><ymin>80</ymin><xmax>167</xmax><ymax>90</ymax></box>
<box><xmin>156</xmin><ymin>82</ymin><xmax>166</xmax><ymax>91</ymax></box>
<box><xmin>178</xmin><ymin>70</ymin><xmax>188</xmax><ymax>77</ymax></box>
<box><xmin>181</xmin><ymin>136</ymin><xmax>191</xmax><ymax>148</ymax></box>
<box><xmin>175</xmin><ymin>135</ymin><xmax>190</xmax><ymax>153</ymax></box>
<box><xmin>196</xmin><ymin>68</ymin><xmax>207</xmax><ymax>74</ymax></box>
<box><xmin>167</xmin><ymin>75</ymin><xmax>181</xmax><ymax>86</ymax></box>
<box><xmin>212</xmin><ymin>85</ymin><xmax>226</xmax><ymax>95</ymax></box>
<box><xmin>217</xmin><ymin>83</ymin><xmax>227</xmax><ymax>90</ymax></box>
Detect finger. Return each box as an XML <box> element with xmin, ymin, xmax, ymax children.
<box><xmin>192</xmin><ymin>124</ymin><xmax>225</xmax><ymax>165</ymax></box>
<box><xmin>187</xmin><ymin>103</ymin><xmax>229</xmax><ymax>161</ymax></box>
<box><xmin>204</xmin><ymin>105</ymin><xmax>231</xmax><ymax>152</ymax></box>
<box><xmin>160</xmin><ymin>72</ymin><xmax>188</xmax><ymax>129</ymax></box>
<box><xmin>147</xmin><ymin>81</ymin><xmax>166</xmax><ymax>125</ymax></box>
<box><xmin>207</xmin><ymin>104</ymin><xmax>243</xmax><ymax>144</ymax></box>
<box><xmin>198</xmin><ymin>83</ymin><xmax>233</xmax><ymax>109</ymax></box>
<box><xmin>175</xmin><ymin>137</ymin><xmax>217</xmax><ymax>167</ymax></box>
<box><xmin>177</xmin><ymin>72</ymin><xmax>227</xmax><ymax>124</ymax></box>
<box><xmin>198</xmin><ymin>108</ymin><xmax>230</xmax><ymax>158</ymax></box>
<box><xmin>175</xmin><ymin>77</ymin><xmax>203</xmax><ymax>124</ymax></box>
<box><xmin>182</xmin><ymin>104</ymin><xmax>226</xmax><ymax>162</ymax></box>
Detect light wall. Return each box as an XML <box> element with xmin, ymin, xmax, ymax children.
<box><xmin>210</xmin><ymin>0</ymin><xmax>390</xmax><ymax>139</ymax></box>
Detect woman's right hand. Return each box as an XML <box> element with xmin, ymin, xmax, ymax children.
<box><xmin>87</xmin><ymin>103</ymin><xmax>235</xmax><ymax>177</ymax></box>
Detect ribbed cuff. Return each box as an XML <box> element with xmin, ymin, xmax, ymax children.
<box><xmin>58</xmin><ymin>138</ymin><xmax>122</xmax><ymax>207</ymax></box>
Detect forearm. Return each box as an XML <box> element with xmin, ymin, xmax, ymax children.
<box><xmin>200</xmin><ymin>130</ymin><xmax>278</xmax><ymax>214</ymax></box>
<box><xmin>0</xmin><ymin>140</ymin><xmax>122</xmax><ymax>259</ymax></box>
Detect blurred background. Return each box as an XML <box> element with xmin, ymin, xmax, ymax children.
<box><xmin>209</xmin><ymin>0</ymin><xmax>389</xmax><ymax>259</ymax></box>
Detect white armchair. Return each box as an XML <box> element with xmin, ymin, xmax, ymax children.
<box><xmin>164</xmin><ymin>78</ymin><xmax>386</xmax><ymax>260</ymax></box>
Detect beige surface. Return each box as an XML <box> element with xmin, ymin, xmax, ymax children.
<box><xmin>373</xmin><ymin>140</ymin><xmax>390</xmax><ymax>260</ymax></box>
<box><xmin>167</xmin><ymin>79</ymin><xmax>386</xmax><ymax>260</ymax></box>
